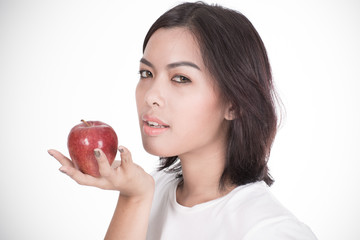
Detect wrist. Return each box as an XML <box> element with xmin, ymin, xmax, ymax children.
<box><xmin>119</xmin><ymin>189</ymin><xmax>154</xmax><ymax>204</ymax></box>
<box><xmin>119</xmin><ymin>174</ymin><xmax>155</xmax><ymax>202</ymax></box>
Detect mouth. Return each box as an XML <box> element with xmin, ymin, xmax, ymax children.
<box><xmin>145</xmin><ymin>120</ymin><xmax>169</xmax><ymax>128</ymax></box>
<box><xmin>142</xmin><ymin>115</ymin><xmax>170</xmax><ymax>129</ymax></box>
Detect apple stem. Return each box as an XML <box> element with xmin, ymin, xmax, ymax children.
<box><xmin>81</xmin><ymin>119</ymin><xmax>91</xmax><ymax>127</ymax></box>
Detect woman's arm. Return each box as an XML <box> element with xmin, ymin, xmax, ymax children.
<box><xmin>105</xmin><ymin>193</ymin><xmax>154</xmax><ymax>239</ymax></box>
<box><xmin>48</xmin><ymin>146</ymin><xmax>155</xmax><ymax>240</ymax></box>
<box><xmin>104</xmin><ymin>147</ymin><xmax>155</xmax><ymax>239</ymax></box>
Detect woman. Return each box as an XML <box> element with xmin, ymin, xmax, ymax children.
<box><xmin>49</xmin><ymin>2</ymin><xmax>317</xmax><ymax>239</ymax></box>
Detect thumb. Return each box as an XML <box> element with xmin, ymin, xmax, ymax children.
<box><xmin>94</xmin><ymin>148</ymin><xmax>112</xmax><ymax>177</ymax></box>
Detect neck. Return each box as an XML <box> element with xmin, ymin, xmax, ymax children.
<box><xmin>176</xmin><ymin>145</ymin><xmax>235</xmax><ymax>207</ymax></box>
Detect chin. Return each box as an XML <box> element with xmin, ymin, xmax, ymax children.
<box><xmin>142</xmin><ymin>140</ymin><xmax>177</xmax><ymax>158</ymax></box>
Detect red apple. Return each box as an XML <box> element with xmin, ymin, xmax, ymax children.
<box><xmin>67</xmin><ymin>120</ymin><xmax>118</xmax><ymax>177</ymax></box>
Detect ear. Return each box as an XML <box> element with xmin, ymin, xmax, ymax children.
<box><xmin>224</xmin><ymin>104</ymin><xmax>236</xmax><ymax>120</ymax></box>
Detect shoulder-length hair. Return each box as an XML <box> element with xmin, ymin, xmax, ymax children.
<box><xmin>143</xmin><ymin>2</ymin><xmax>279</xmax><ymax>187</ymax></box>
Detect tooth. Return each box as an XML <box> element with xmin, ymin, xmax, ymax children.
<box><xmin>148</xmin><ymin>121</ymin><xmax>159</xmax><ymax>126</ymax></box>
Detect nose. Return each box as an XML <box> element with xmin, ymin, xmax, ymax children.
<box><xmin>144</xmin><ymin>78</ymin><xmax>165</xmax><ymax>108</ymax></box>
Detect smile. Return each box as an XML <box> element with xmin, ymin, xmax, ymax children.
<box><xmin>145</xmin><ymin>121</ymin><xmax>169</xmax><ymax>128</ymax></box>
<box><xmin>142</xmin><ymin>115</ymin><xmax>170</xmax><ymax>136</ymax></box>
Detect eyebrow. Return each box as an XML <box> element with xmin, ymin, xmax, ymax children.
<box><xmin>140</xmin><ymin>58</ymin><xmax>201</xmax><ymax>71</ymax></box>
<box><xmin>140</xmin><ymin>58</ymin><xmax>154</xmax><ymax>68</ymax></box>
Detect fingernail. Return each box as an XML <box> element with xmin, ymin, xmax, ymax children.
<box><xmin>119</xmin><ymin>148</ymin><xmax>124</xmax><ymax>153</ymax></box>
<box><xmin>47</xmin><ymin>150</ymin><xmax>53</xmax><ymax>156</ymax></box>
<box><xmin>94</xmin><ymin>149</ymin><xmax>101</xmax><ymax>158</ymax></box>
<box><xmin>59</xmin><ymin>167</ymin><xmax>67</xmax><ymax>174</ymax></box>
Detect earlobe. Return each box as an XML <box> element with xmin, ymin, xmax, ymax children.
<box><xmin>225</xmin><ymin>105</ymin><xmax>236</xmax><ymax>120</ymax></box>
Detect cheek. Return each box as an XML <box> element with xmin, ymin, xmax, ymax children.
<box><xmin>173</xmin><ymin>93</ymin><xmax>224</xmax><ymax>132</ymax></box>
<box><xmin>135</xmin><ymin>83</ymin><xmax>144</xmax><ymax>110</ymax></box>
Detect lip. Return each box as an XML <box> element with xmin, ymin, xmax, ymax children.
<box><xmin>142</xmin><ymin>114</ymin><xmax>170</xmax><ymax>136</ymax></box>
<box><xmin>142</xmin><ymin>115</ymin><xmax>170</xmax><ymax>127</ymax></box>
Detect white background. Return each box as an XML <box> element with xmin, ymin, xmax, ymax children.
<box><xmin>1</xmin><ymin>0</ymin><xmax>359</xmax><ymax>239</ymax></box>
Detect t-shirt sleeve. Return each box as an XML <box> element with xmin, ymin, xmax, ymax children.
<box><xmin>243</xmin><ymin>217</ymin><xmax>318</xmax><ymax>240</ymax></box>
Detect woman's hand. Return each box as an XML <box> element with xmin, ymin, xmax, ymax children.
<box><xmin>48</xmin><ymin>146</ymin><xmax>154</xmax><ymax>198</ymax></box>
<box><xmin>49</xmin><ymin>147</ymin><xmax>155</xmax><ymax>239</ymax></box>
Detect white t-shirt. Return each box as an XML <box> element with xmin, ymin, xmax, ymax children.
<box><xmin>146</xmin><ymin>170</ymin><xmax>317</xmax><ymax>240</ymax></box>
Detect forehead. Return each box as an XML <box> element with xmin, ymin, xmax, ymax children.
<box><xmin>143</xmin><ymin>27</ymin><xmax>204</xmax><ymax>68</ymax></box>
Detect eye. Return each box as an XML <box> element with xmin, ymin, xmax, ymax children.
<box><xmin>172</xmin><ymin>75</ymin><xmax>191</xmax><ymax>83</ymax></box>
<box><xmin>139</xmin><ymin>70</ymin><xmax>153</xmax><ymax>79</ymax></box>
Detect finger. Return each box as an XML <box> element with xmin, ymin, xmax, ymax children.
<box><xmin>94</xmin><ymin>148</ymin><xmax>112</xmax><ymax>177</ymax></box>
<box><xmin>59</xmin><ymin>165</ymin><xmax>99</xmax><ymax>187</ymax></box>
<box><xmin>48</xmin><ymin>149</ymin><xmax>74</xmax><ymax>167</ymax></box>
<box><xmin>118</xmin><ymin>146</ymin><xmax>133</xmax><ymax>164</ymax></box>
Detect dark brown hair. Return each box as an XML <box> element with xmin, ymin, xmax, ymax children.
<box><xmin>143</xmin><ymin>2</ymin><xmax>279</xmax><ymax>187</ymax></box>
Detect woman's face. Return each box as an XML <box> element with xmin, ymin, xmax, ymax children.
<box><xmin>136</xmin><ymin>27</ymin><xmax>230</xmax><ymax>159</ymax></box>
